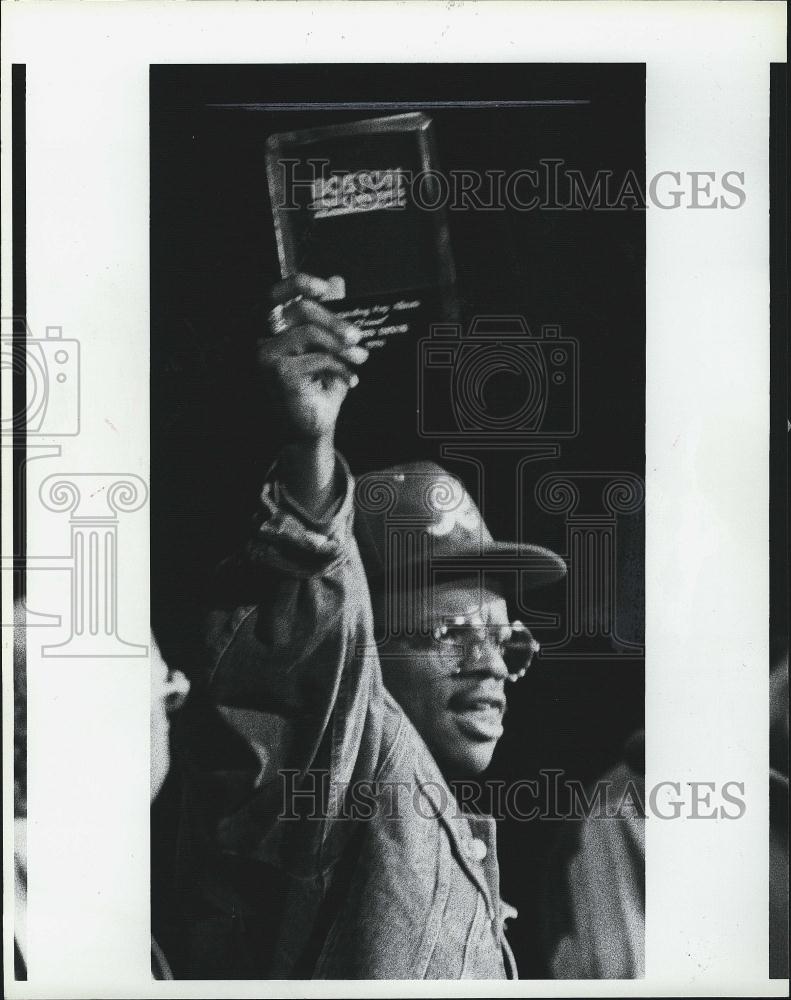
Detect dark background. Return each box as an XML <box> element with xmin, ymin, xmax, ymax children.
<box><xmin>151</xmin><ymin>64</ymin><xmax>645</xmax><ymax>978</ymax></box>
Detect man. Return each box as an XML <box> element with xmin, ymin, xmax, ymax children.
<box><xmin>354</xmin><ymin>461</ymin><xmax>562</xmax><ymax>782</ymax></box>
<box><xmin>175</xmin><ymin>273</ymin><xmax>565</xmax><ymax>978</ymax></box>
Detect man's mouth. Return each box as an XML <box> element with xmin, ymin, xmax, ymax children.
<box><xmin>448</xmin><ymin>691</ymin><xmax>506</xmax><ymax>742</ymax></box>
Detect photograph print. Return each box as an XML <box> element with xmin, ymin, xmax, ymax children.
<box><xmin>148</xmin><ymin>62</ymin><xmax>646</xmax><ymax>981</ymax></box>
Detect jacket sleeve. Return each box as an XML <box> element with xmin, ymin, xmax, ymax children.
<box><xmin>196</xmin><ymin>454</ymin><xmax>385</xmax><ymax>879</ymax></box>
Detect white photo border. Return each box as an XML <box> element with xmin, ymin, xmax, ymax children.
<box><xmin>1</xmin><ymin>2</ymin><xmax>787</xmax><ymax>997</ymax></box>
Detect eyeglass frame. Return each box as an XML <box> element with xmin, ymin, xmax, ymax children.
<box><xmin>400</xmin><ymin>615</ymin><xmax>540</xmax><ymax>682</ymax></box>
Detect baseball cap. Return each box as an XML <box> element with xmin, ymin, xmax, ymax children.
<box><xmin>353</xmin><ymin>461</ymin><xmax>566</xmax><ymax>597</ymax></box>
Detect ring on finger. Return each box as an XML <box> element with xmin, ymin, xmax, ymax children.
<box><xmin>268</xmin><ymin>304</ymin><xmax>288</xmax><ymax>336</ymax></box>
<box><xmin>268</xmin><ymin>294</ymin><xmax>304</xmax><ymax>336</ymax></box>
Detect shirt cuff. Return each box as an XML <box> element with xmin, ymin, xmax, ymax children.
<box><xmin>251</xmin><ymin>451</ymin><xmax>355</xmax><ymax>574</ymax></box>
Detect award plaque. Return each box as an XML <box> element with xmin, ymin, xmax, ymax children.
<box><xmin>266</xmin><ymin>113</ymin><xmax>458</xmax><ymax>346</ymax></box>
<box><xmin>266</xmin><ymin>113</ymin><xmax>459</xmax><ymax>468</ymax></box>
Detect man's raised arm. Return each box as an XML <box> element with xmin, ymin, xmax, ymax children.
<box><xmin>194</xmin><ymin>275</ymin><xmax>380</xmax><ymax>873</ymax></box>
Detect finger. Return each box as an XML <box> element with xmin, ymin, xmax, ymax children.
<box><xmin>271</xmin><ymin>274</ymin><xmax>334</xmax><ymax>305</ymax></box>
<box><xmin>284</xmin><ymin>325</ymin><xmax>369</xmax><ymax>365</ymax></box>
<box><xmin>260</xmin><ymin>326</ymin><xmax>369</xmax><ymax>366</ymax></box>
<box><xmin>287</xmin><ymin>298</ymin><xmax>364</xmax><ymax>345</ymax></box>
<box><xmin>289</xmin><ymin>352</ymin><xmax>360</xmax><ymax>388</ymax></box>
<box><xmin>267</xmin><ymin>298</ymin><xmax>360</xmax><ymax>346</ymax></box>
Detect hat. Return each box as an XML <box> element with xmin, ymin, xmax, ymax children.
<box><xmin>353</xmin><ymin>461</ymin><xmax>566</xmax><ymax>597</ymax></box>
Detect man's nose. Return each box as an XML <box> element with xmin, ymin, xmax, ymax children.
<box><xmin>466</xmin><ymin>640</ymin><xmax>510</xmax><ymax>680</ymax></box>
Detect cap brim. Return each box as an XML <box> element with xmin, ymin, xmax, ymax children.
<box><xmin>433</xmin><ymin>541</ymin><xmax>566</xmax><ymax>587</ymax></box>
<box><xmin>373</xmin><ymin>540</ymin><xmax>566</xmax><ymax>594</ymax></box>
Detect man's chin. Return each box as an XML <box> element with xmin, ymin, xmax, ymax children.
<box><xmin>439</xmin><ymin>740</ymin><xmax>498</xmax><ymax>778</ymax></box>
<box><xmin>463</xmin><ymin>745</ymin><xmax>497</xmax><ymax>776</ymax></box>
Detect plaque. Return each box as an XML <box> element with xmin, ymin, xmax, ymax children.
<box><xmin>266</xmin><ymin>113</ymin><xmax>459</xmax><ymax>469</ymax></box>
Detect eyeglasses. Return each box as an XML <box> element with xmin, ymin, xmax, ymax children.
<box><xmin>430</xmin><ymin>617</ymin><xmax>540</xmax><ymax>682</ymax></box>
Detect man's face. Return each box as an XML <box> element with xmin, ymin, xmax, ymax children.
<box><xmin>378</xmin><ymin>580</ymin><xmax>512</xmax><ymax>777</ymax></box>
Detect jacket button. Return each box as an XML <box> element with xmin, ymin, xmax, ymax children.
<box><xmin>467</xmin><ymin>837</ymin><xmax>487</xmax><ymax>861</ymax></box>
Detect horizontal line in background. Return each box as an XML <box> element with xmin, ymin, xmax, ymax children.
<box><xmin>205</xmin><ymin>100</ymin><xmax>591</xmax><ymax>111</ymax></box>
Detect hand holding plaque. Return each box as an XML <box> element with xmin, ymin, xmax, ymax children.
<box><xmin>260</xmin><ymin>273</ymin><xmax>370</xmax><ymax>439</ymax></box>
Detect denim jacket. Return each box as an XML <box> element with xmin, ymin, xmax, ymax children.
<box><xmin>181</xmin><ymin>458</ymin><xmax>517</xmax><ymax>979</ymax></box>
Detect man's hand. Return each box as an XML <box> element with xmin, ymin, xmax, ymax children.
<box><xmin>258</xmin><ymin>273</ymin><xmax>368</xmax><ymax>515</ymax></box>
<box><xmin>258</xmin><ymin>274</ymin><xmax>368</xmax><ymax>443</ymax></box>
